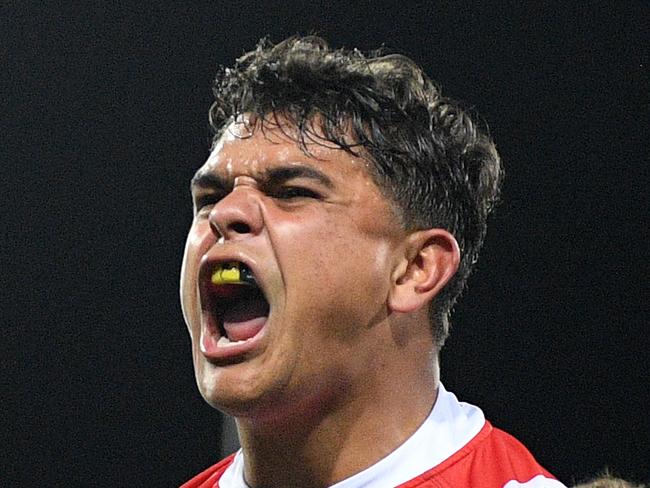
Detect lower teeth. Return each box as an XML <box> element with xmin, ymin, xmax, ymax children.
<box><xmin>217</xmin><ymin>336</ymin><xmax>251</xmax><ymax>347</ymax></box>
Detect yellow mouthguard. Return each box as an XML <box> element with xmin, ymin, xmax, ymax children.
<box><xmin>211</xmin><ymin>262</ymin><xmax>243</xmax><ymax>285</ymax></box>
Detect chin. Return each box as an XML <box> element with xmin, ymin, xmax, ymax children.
<box><xmin>194</xmin><ymin>360</ymin><xmax>283</xmax><ymax>417</ymax></box>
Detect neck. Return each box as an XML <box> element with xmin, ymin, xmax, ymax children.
<box><xmin>236</xmin><ymin>348</ymin><xmax>440</xmax><ymax>488</ymax></box>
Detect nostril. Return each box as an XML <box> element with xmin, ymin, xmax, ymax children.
<box><xmin>230</xmin><ymin>222</ymin><xmax>251</xmax><ymax>234</ymax></box>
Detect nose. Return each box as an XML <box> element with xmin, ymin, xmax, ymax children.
<box><xmin>208</xmin><ymin>181</ymin><xmax>263</xmax><ymax>242</ymax></box>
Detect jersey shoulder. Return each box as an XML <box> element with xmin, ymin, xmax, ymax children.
<box><xmin>398</xmin><ymin>422</ymin><xmax>564</xmax><ymax>488</ymax></box>
<box><xmin>180</xmin><ymin>453</ymin><xmax>236</xmax><ymax>488</ymax></box>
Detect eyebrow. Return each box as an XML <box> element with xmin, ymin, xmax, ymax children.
<box><xmin>191</xmin><ymin>164</ymin><xmax>335</xmax><ymax>191</ymax></box>
<box><xmin>191</xmin><ymin>171</ymin><xmax>227</xmax><ymax>191</ymax></box>
<box><xmin>263</xmin><ymin>166</ymin><xmax>335</xmax><ymax>189</ymax></box>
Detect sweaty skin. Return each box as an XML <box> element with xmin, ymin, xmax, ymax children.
<box><xmin>180</xmin><ymin>118</ymin><xmax>459</xmax><ymax>488</ymax></box>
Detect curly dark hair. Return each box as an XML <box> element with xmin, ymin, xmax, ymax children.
<box><xmin>208</xmin><ymin>36</ymin><xmax>503</xmax><ymax>347</ymax></box>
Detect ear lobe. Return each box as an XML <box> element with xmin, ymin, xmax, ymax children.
<box><xmin>388</xmin><ymin>229</ymin><xmax>460</xmax><ymax>314</ymax></box>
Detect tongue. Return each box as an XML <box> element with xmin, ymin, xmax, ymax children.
<box><xmin>222</xmin><ymin>298</ymin><xmax>268</xmax><ymax>341</ymax></box>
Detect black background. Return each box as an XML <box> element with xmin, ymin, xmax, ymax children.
<box><xmin>3</xmin><ymin>1</ymin><xmax>648</xmax><ymax>486</ymax></box>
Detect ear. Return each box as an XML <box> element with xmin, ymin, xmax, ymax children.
<box><xmin>388</xmin><ymin>228</ymin><xmax>460</xmax><ymax>314</ymax></box>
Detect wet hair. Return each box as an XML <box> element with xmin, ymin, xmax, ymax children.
<box><xmin>209</xmin><ymin>36</ymin><xmax>503</xmax><ymax>347</ymax></box>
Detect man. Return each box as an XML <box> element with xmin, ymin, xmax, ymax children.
<box><xmin>180</xmin><ymin>36</ymin><xmax>564</xmax><ymax>487</ymax></box>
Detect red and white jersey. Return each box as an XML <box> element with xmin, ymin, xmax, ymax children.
<box><xmin>181</xmin><ymin>384</ymin><xmax>564</xmax><ymax>488</ymax></box>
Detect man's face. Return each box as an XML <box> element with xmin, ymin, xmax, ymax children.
<box><xmin>180</xmin><ymin>120</ymin><xmax>407</xmax><ymax>419</ymax></box>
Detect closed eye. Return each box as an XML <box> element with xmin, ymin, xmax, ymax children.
<box><xmin>194</xmin><ymin>193</ymin><xmax>222</xmax><ymax>213</ymax></box>
<box><xmin>272</xmin><ymin>186</ymin><xmax>322</xmax><ymax>200</ymax></box>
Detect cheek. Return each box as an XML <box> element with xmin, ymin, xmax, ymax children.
<box><xmin>180</xmin><ymin>222</ymin><xmax>211</xmax><ymax>328</ymax></box>
<box><xmin>279</xmin><ymin>213</ymin><xmax>394</xmax><ymax>318</ymax></box>
<box><xmin>310</xmin><ymin>213</ymin><xmax>395</xmax><ymax>279</ymax></box>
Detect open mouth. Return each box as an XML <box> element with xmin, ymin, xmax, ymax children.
<box><xmin>205</xmin><ymin>261</ymin><xmax>270</xmax><ymax>348</ymax></box>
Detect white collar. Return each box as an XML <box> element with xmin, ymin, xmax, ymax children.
<box><xmin>220</xmin><ymin>383</ymin><xmax>485</xmax><ymax>488</ymax></box>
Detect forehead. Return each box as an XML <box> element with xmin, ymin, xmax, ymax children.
<box><xmin>194</xmin><ymin>119</ymin><xmax>373</xmax><ymax>183</ymax></box>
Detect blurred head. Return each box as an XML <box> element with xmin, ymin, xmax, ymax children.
<box><xmin>573</xmin><ymin>473</ymin><xmax>646</xmax><ymax>488</ymax></box>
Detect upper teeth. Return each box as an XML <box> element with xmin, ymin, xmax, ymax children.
<box><xmin>211</xmin><ymin>261</ymin><xmax>256</xmax><ymax>285</ymax></box>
